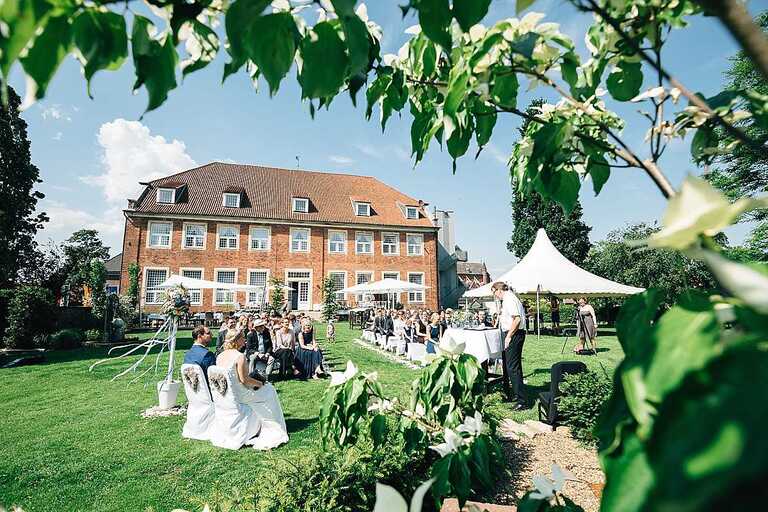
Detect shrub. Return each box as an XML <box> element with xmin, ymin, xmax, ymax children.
<box><xmin>2</xmin><ymin>286</ymin><xmax>57</xmax><ymax>349</ymax></box>
<box><xmin>50</xmin><ymin>329</ymin><xmax>85</xmax><ymax>349</ymax></box>
<box><xmin>115</xmin><ymin>294</ymin><xmax>139</xmax><ymax>326</ymax></box>
<box><xmin>84</xmin><ymin>329</ymin><xmax>103</xmax><ymax>341</ymax></box>
<box><xmin>558</xmin><ymin>371</ymin><xmax>612</xmax><ymax>446</ymax></box>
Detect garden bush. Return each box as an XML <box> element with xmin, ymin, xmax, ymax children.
<box><xmin>84</xmin><ymin>329</ymin><xmax>103</xmax><ymax>341</ymax></box>
<box><xmin>50</xmin><ymin>329</ymin><xmax>85</xmax><ymax>349</ymax></box>
<box><xmin>1</xmin><ymin>286</ymin><xmax>57</xmax><ymax>349</ymax></box>
<box><xmin>558</xmin><ymin>371</ymin><xmax>613</xmax><ymax>446</ymax></box>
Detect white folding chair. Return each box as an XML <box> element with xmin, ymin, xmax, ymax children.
<box><xmin>181</xmin><ymin>364</ymin><xmax>215</xmax><ymax>441</ymax></box>
<box><xmin>407</xmin><ymin>343</ymin><xmax>426</xmax><ymax>363</ymax></box>
<box><xmin>207</xmin><ymin>366</ymin><xmax>262</xmax><ymax>450</ymax></box>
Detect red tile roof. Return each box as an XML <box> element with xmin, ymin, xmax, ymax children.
<box><xmin>129</xmin><ymin>162</ymin><xmax>436</xmax><ymax>229</ymax></box>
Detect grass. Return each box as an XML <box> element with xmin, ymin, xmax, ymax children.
<box><xmin>0</xmin><ymin>323</ymin><xmax>623</xmax><ymax>511</ymax></box>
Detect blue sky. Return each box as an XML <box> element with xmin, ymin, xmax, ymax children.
<box><xmin>10</xmin><ymin>0</ymin><xmax>767</xmax><ymax>277</ymax></box>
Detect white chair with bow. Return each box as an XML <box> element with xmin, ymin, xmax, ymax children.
<box><xmin>181</xmin><ymin>364</ymin><xmax>215</xmax><ymax>441</ymax></box>
<box><xmin>207</xmin><ymin>365</ymin><xmax>262</xmax><ymax>450</ymax></box>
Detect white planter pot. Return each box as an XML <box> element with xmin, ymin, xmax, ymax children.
<box><xmin>157</xmin><ymin>380</ymin><xmax>181</xmax><ymax>410</ymax></box>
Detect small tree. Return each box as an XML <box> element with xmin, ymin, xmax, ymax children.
<box><xmin>62</xmin><ymin>230</ymin><xmax>110</xmax><ymax>305</ymax></box>
<box><xmin>321</xmin><ymin>276</ymin><xmax>340</xmax><ymax>322</ymax></box>
<box><xmin>88</xmin><ymin>259</ymin><xmax>107</xmax><ymax>319</ymax></box>
<box><xmin>127</xmin><ymin>263</ymin><xmax>140</xmax><ymax>308</ymax></box>
<box><xmin>269</xmin><ymin>277</ymin><xmax>286</xmax><ymax>314</ymax></box>
<box><xmin>1</xmin><ymin>286</ymin><xmax>57</xmax><ymax>349</ymax></box>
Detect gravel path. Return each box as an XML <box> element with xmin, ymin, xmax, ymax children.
<box><xmin>481</xmin><ymin>428</ymin><xmax>605</xmax><ymax>511</ymax></box>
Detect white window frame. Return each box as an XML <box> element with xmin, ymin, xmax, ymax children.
<box><xmin>355</xmin><ymin>270</ymin><xmax>374</xmax><ymax>302</ymax></box>
<box><xmin>156</xmin><ymin>188</ymin><xmax>175</xmax><ymax>204</ymax></box>
<box><xmin>327</xmin><ymin>270</ymin><xmax>347</xmax><ymax>301</ymax></box>
<box><xmin>381</xmin><ymin>232</ymin><xmax>400</xmax><ymax>256</ymax></box>
<box><xmin>405</xmin><ymin>206</ymin><xmax>419</xmax><ymax>220</ymax></box>
<box><xmin>147</xmin><ymin>221</ymin><xmax>172</xmax><ymax>249</ymax></box>
<box><xmin>290</xmin><ymin>227</ymin><xmax>311</xmax><ymax>253</ymax></box>
<box><xmin>292</xmin><ymin>197</ymin><xmax>309</xmax><ymax>213</ymax></box>
<box><xmin>222</xmin><ymin>192</ymin><xmax>241</xmax><ymax>208</ymax></box>
<box><xmin>142</xmin><ymin>267</ymin><xmax>169</xmax><ymax>305</ymax></box>
<box><xmin>214</xmin><ymin>268</ymin><xmax>238</xmax><ymax>305</ymax></box>
<box><xmin>247</xmin><ymin>268</ymin><xmax>270</xmax><ymax>305</ymax></box>
<box><xmin>182</xmin><ymin>222</ymin><xmax>207</xmax><ymax>250</ymax></box>
<box><xmin>180</xmin><ymin>267</ymin><xmax>204</xmax><ymax>305</ymax></box>
<box><xmin>355</xmin><ymin>231</ymin><xmax>373</xmax><ymax>255</ymax></box>
<box><xmin>327</xmin><ymin>229</ymin><xmax>347</xmax><ymax>254</ymax></box>
<box><xmin>382</xmin><ymin>271</ymin><xmax>401</xmax><ymax>302</ymax></box>
<box><xmin>249</xmin><ymin>226</ymin><xmax>271</xmax><ymax>251</ymax></box>
<box><xmin>354</xmin><ymin>201</ymin><xmax>371</xmax><ymax>216</ymax></box>
<box><xmin>216</xmin><ymin>224</ymin><xmax>240</xmax><ymax>250</ymax></box>
<box><xmin>407</xmin><ymin>272</ymin><xmax>425</xmax><ymax>303</ymax></box>
<box><xmin>406</xmin><ymin>233</ymin><xmax>424</xmax><ymax>256</ymax></box>
<box><xmin>285</xmin><ymin>268</ymin><xmax>313</xmax><ymax>310</ymax></box>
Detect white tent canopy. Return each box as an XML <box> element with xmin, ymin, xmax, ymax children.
<box><xmin>340</xmin><ymin>278</ymin><xmax>429</xmax><ymax>294</ymax></box>
<box><xmin>159</xmin><ymin>274</ymin><xmax>265</xmax><ymax>291</ymax></box>
<box><xmin>463</xmin><ymin>228</ymin><xmax>644</xmax><ymax>299</ymax></box>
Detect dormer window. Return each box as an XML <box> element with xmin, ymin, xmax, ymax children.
<box><xmin>292</xmin><ymin>197</ymin><xmax>309</xmax><ymax>213</ymax></box>
<box><xmin>355</xmin><ymin>201</ymin><xmax>371</xmax><ymax>216</ymax></box>
<box><xmin>157</xmin><ymin>188</ymin><xmax>175</xmax><ymax>204</ymax></box>
<box><xmin>406</xmin><ymin>206</ymin><xmax>419</xmax><ymax>220</ymax></box>
<box><xmin>222</xmin><ymin>192</ymin><xmax>241</xmax><ymax>208</ymax></box>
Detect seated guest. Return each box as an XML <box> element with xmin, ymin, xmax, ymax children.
<box><xmin>393</xmin><ymin>311</ymin><xmax>406</xmax><ymax>339</ymax></box>
<box><xmin>427</xmin><ymin>312</ymin><xmax>441</xmax><ymax>354</ymax></box>
<box><xmin>274</xmin><ymin>318</ymin><xmax>301</xmax><ymax>378</ymax></box>
<box><xmin>215</xmin><ymin>329</ymin><xmax>289</xmax><ymax>450</ymax></box>
<box><xmin>477</xmin><ymin>310</ymin><xmax>493</xmax><ymax>327</ymax></box>
<box><xmin>246</xmin><ymin>319</ymin><xmax>275</xmax><ymax>382</ymax></box>
<box><xmin>183</xmin><ymin>325</ymin><xmax>216</xmax><ymax>380</ymax></box>
<box><xmin>403</xmin><ymin>316</ymin><xmax>416</xmax><ymax>344</ymax></box>
<box><xmin>216</xmin><ymin>316</ymin><xmax>237</xmax><ymax>356</ymax></box>
<box><xmin>444</xmin><ymin>308</ymin><xmax>454</xmax><ymax>329</ymax></box>
<box><xmin>295</xmin><ymin>320</ymin><xmax>326</xmax><ymax>380</ymax></box>
<box><xmin>415</xmin><ymin>312</ymin><xmax>428</xmax><ymax>343</ymax></box>
<box><xmin>237</xmin><ymin>314</ymin><xmax>250</xmax><ymax>332</ymax></box>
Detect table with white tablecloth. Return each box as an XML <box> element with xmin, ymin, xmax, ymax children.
<box><xmin>443</xmin><ymin>327</ymin><xmax>503</xmax><ymax>363</ymax></box>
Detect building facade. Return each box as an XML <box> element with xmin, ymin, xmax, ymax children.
<box><xmin>457</xmin><ymin>262</ymin><xmax>492</xmax><ymax>290</ymax></box>
<box><xmin>119</xmin><ymin>162</ymin><xmax>440</xmax><ymax>312</ymax></box>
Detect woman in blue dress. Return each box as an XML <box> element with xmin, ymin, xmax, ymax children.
<box><xmin>295</xmin><ymin>321</ymin><xmax>325</xmax><ymax>379</ymax></box>
<box><xmin>426</xmin><ymin>312</ymin><xmax>441</xmax><ymax>354</ymax></box>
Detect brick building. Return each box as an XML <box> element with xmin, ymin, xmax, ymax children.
<box><xmin>457</xmin><ymin>261</ymin><xmax>491</xmax><ymax>290</ymax></box>
<box><xmin>119</xmin><ymin>162</ymin><xmax>440</xmax><ymax>312</ymax></box>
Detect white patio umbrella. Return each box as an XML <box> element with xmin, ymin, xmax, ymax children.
<box><xmin>340</xmin><ymin>278</ymin><xmax>428</xmax><ymax>308</ymax></box>
<box><xmin>159</xmin><ymin>274</ymin><xmax>264</xmax><ymax>291</ymax></box>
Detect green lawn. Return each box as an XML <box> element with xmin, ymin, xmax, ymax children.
<box><xmin>0</xmin><ymin>323</ymin><xmax>623</xmax><ymax>511</ymax></box>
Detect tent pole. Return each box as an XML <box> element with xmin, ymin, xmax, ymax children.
<box><xmin>536</xmin><ymin>286</ymin><xmax>541</xmax><ymax>340</ymax></box>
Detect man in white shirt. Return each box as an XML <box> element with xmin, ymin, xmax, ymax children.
<box><xmin>492</xmin><ymin>281</ymin><xmax>527</xmax><ymax>410</ymax></box>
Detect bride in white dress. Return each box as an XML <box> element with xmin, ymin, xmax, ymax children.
<box><xmin>216</xmin><ymin>329</ymin><xmax>289</xmax><ymax>450</ymax></box>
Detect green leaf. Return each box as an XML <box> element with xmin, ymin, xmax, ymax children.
<box><xmin>365</xmin><ymin>70</ymin><xmax>392</xmax><ymax>119</ymax></box>
<box><xmin>380</xmin><ymin>69</ymin><xmax>406</xmax><ymax>130</ymax></box>
<box><xmin>443</xmin><ymin>63</ymin><xmax>470</xmax><ymax>120</ymax></box>
<box><xmin>0</xmin><ymin>0</ymin><xmax>52</xmax><ymax>80</ymax></box>
<box><xmin>430</xmin><ymin>453</ymin><xmax>453</xmax><ymax>499</ymax></box>
<box><xmin>588</xmin><ymin>154</ymin><xmax>610</xmax><ymax>195</ymax></box>
<box><xmin>330</xmin><ymin>0</ymin><xmax>357</xmax><ymax>17</ymax></box>
<box><xmin>223</xmin><ymin>0</ymin><xmax>271</xmax><ymax>80</ymax></box>
<box><xmin>690</xmin><ymin>124</ymin><xmax>717</xmax><ymax>163</ymax></box>
<box><xmin>490</xmin><ymin>71</ymin><xmax>518</xmax><ymax>109</ymax></box>
<box><xmin>370</xmin><ymin>414</ymin><xmax>386</xmax><ymax>448</ymax></box>
<box><xmin>449</xmin><ymin>450</ymin><xmax>472</xmax><ymax>506</ymax></box>
<box><xmin>416</xmin><ymin>0</ymin><xmax>452</xmax><ymax>49</ymax></box>
<box><xmin>299</xmin><ymin>22</ymin><xmax>349</xmax><ymax>99</ymax></box>
<box><xmin>600</xmin><ymin>432</ymin><xmax>655</xmax><ymax>512</ymax></box>
<box><xmin>131</xmin><ymin>16</ymin><xmax>178</xmax><ymax>114</ymax></box>
<box><xmin>474</xmin><ymin>106</ymin><xmax>497</xmax><ymax>149</ymax></box>
<box><xmin>244</xmin><ymin>12</ymin><xmax>299</xmax><ymax>95</ymax></box>
<box><xmin>410</xmin><ymin>105</ymin><xmax>438</xmax><ymax>164</ymax></box>
<box><xmin>447</xmin><ymin>116</ymin><xmax>473</xmax><ymax>163</ymax></box>
<box><xmin>19</xmin><ymin>14</ymin><xmax>72</xmax><ymax>101</ymax></box>
<box><xmin>646</xmin><ymin>347</ymin><xmax>768</xmax><ymax>511</ymax></box>
<box><xmin>606</xmin><ymin>60</ymin><xmax>643</xmax><ymax>101</ymax></box>
<box><xmin>452</xmin><ymin>0</ymin><xmax>491</xmax><ymax>32</ymax></box>
<box><xmin>72</xmin><ymin>8</ymin><xmax>128</xmax><ymax>96</ymax></box>
<box><xmin>516</xmin><ymin>0</ymin><xmax>537</xmax><ymax>14</ymax></box>
<box><xmin>339</xmin><ymin>14</ymin><xmax>370</xmax><ymax>76</ymax></box>
<box><xmin>181</xmin><ymin>21</ymin><xmax>219</xmax><ymax>77</ymax></box>
<box><xmin>509</xmin><ymin>32</ymin><xmax>539</xmax><ymax>59</ymax></box>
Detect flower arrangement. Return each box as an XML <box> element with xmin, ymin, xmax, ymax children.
<box><xmin>161</xmin><ymin>285</ymin><xmax>191</xmax><ymax>318</ymax></box>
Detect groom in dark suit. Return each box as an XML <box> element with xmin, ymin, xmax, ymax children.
<box><xmin>183</xmin><ymin>325</ymin><xmax>216</xmax><ymax>381</ymax></box>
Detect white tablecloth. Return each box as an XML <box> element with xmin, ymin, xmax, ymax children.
<box><xmin>444</xmin><ymin>328</ymin><xmax>503</xmax><ymax>363</ymax></box>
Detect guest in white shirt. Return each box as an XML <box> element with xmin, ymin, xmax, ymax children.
<box><xmin>492</xmin><ymin>281</ymin><xmax>527</xmax><ymax>410</ymax></box>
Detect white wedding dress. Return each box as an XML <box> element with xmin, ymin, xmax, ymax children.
<box><xmin>225</xmin><ymin>359</ymin><xmax>289</xmax><ymax>450</ymax></box>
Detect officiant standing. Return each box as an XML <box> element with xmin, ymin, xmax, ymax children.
<box><xmin>492</xmin><ymin>282</ymin><xmax>527</xmax><ymax>410</ymax></box>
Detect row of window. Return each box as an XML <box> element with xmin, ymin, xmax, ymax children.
<box><xmin>156</xmin><ymin>188</ymin><xmax>421</xmax><ymax>220</ymax></box>
<box><xmin>143</xmin><ymin>268</ymin><xmax>425</xmax><ymax>305</ymax></box>
<box><xmin>147</xmin><ymin>221</ymin><xmax>425</xmax><ymax>256</ymax></box>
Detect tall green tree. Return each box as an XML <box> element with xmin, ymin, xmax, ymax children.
<box><xmin>320</xmin><ymin>276</ymin><xmax>341</xmax><ymax>322</ymax></box>
<box><xmin>508</xmin><ymin>100</ymin><xmax>592</xmax><ymax>263</ymax></box>
<box><xmin>585</xmin><ymin>223</ymin><xmax>717</xmax><ymax>306</ymax></box>
<box><xmin>0</xmin><ymin>83</ymin><xmax>47</xmax><ymax>287</ymax></box>
<box><xmin>62</xmin><ymin>230</ymin><xmax>110</xmax><ymax>304</ymax></box>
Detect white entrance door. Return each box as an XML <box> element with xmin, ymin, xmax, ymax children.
<box><xmin>286</xmin><ymin>270</ymin><xmax>312</xmax><ymax>311</ymax></box>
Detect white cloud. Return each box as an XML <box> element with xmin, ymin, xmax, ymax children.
<box><xmin>355</xmin><ymin>143</ymin><xmax>384</xmax><ymax>159</ymax></box>
<box><xmin>40</xmin><ymin>105</ymin><xmax>72</xmax><ymax>122</ymax></box>
<box><xmin>80</xmin><ymin>119</ymin><xmax>196</xmax><ymax>204</ymax></box>
<box><xmin>329</xmin><ymin>154</ymin><xmax>355</xmax><ymax>165</ymax></box>
<box><xmin>36</xmin><ymin>200</ymin><xmax>125</xmax><ymax>253</ymax></box>
<box><xmin>484</xmin><ymin>142</ymin><xmax>509</xmax><ymax>165</ymax></box>
<box><xmin>52</xmin><ymin>131</ymin><xmax>63</xmax><ymax>141</ymax></box>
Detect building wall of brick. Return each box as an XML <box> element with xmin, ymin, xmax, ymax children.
<box><xmin>120</xmin><ymin>216</ymin><xmax>440</xmax><ymax>312</ymax></box>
